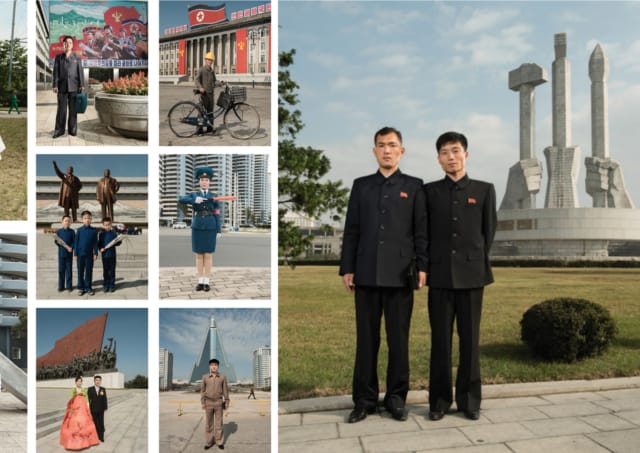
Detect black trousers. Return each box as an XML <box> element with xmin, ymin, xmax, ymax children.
<box><xmin>353</xmin><ymin>286</ymin><xmax>413</xmax><ymax>410</ymax></box>
<box><xmin>91</xmin><ymin>410</ymin><xmax>105</xmax><ymax>441</ymax></box>
<box><xmin>55</xmin><ymin>91</ymin><xmax>78</xmax><ymax>135</ymax></box>
<box><xmin>428</xmin><ymin>287</ymin><xmax>483</xmax><ymax>413</ymax></box>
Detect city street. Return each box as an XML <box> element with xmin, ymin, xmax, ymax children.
<box><xmin>159</xmin><ymin>229</ymin><xmax>270</xmax><ymax>268</ymax></box>
<box><xmin>159</xmin><ymin>84</ymin><xmax>271</xmax><ymax>146</ymax></box>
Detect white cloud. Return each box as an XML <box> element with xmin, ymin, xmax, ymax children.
<box><xmin>457</xmin><ymin>9</ymin><xmax>520</xmax><ymax>35</ymax></box>
<box><xmin>457</xmin><ymin>23</ymin><xmax>534</xmax><ymax>66</ymax></box>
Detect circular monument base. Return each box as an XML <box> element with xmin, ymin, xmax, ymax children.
<box><xmin>493</xmin><ymin>208</ymin><xmax>640</xmax><ymax>257</ymax></box>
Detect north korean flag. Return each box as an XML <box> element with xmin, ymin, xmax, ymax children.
<box><xmin>188</xmin><ymin>3</ymin><xmax>227</xmax><ymax>29</ymax></box>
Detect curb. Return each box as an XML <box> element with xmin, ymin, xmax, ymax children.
<box><xmin>278</xmin><ymin>376</ymin><xmax>640</xmax><ymax>415</ymax></box>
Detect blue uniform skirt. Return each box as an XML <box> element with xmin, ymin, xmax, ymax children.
<box><xmin>190</xmin><ymin>212</ymin><xmax>218</xmax><ymax>253</ymax></box>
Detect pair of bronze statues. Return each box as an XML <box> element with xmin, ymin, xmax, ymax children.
<box><xmin>53</xmin><ymin>161</ymin><xmax>120</xmax><ymax>222</ymax></box>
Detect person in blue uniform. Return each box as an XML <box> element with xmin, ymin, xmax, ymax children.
<box><xmin>98</xmin><ymin>217</ymin><xmax>122</xmax><ymax>292</ymax></box>
<box><xmin>74</xmin><ymin>210</ymin><xmax>99</xmax><ymax>296</ymax></box>
<box><xmin>179</xmin><ymin>167</ymin><xmax>222</xmax><ymax>292</ymax></box>
<box><xmin>54</xmin><ymin>215</ymin><xmax>75</xmax><ymax>292</ymax></box>
<box><xmin>423</xmin><ymin>131</ymin><xmax>497</xmax><ymax>422</ymax></box>
<box><xmin>339</xmin><ymin>126</ymin><xmax>427</xmax><ymax>423</ymax></box>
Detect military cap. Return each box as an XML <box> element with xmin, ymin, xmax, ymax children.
<box><xmin>195</xmin><ymin>167</ymin><xmax>214</xmax><ymax>180</ymax></box>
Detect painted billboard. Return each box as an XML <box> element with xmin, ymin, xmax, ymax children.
<box><xmin>48</xmin><ymin>1</ymin><xmax>148</xmax><ymax>68</ymax></box>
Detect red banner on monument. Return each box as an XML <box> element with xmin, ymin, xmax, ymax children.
<box><xmin>236</xmin><ymin>28</ymin><xmax>247</xmax><ymax>73</ymax></box>
<box><xmin>179</xmin><ymin>39</ymin><xmax>186</xmax><ymax>75</ymax></box>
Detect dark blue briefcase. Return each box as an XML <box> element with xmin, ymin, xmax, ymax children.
<box><xmin>75</xmin><ymin>91</ymin><xmax>88</xmax><ymax>114</ymax></box>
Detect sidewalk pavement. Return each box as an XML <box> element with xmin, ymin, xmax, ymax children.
<box><xmin>36</xmin><ymin>89</ymin><xmax>146</xmax><ymax>146</ymax></box>
<box><xmin>160</xmin><ymin>267</ymin><xmax>270</xmax><ymax>300</ymax></box>
<box><xmin>0</xmin><ymin>109</ymin><xmax>27</xmax><ymax>117</ymax></box>
<box><xmin>279</xmin><ymin>377</ymin><xmax>640</xmax><ymax>453</ymax></box>
<box><xmin>0</xmin><ymin>391</ymin><xmax>26</xmax><ymax>452</ymax></box>
<box><xmin>160</xmin><ymin>389</ymin><xmax>270</xmax><ymax>452</ymax></box>
<box><xmin>37</xmin><ymin>388</ymin><xmax>147</xmax><ymax>452</ymax></box>
<box><xmin>36</xmin><ymin>230</ymin><xmax>148</xmax><ymax>300</ymax></box>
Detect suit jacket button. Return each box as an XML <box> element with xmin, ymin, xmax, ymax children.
<box><xmin>452</xmin><ymin>249</ymin><xmax>457</xmax><ymax>254</ymax></box>
<box><xmin>379</xmin><ymin>240</ymin><xmax>384</xmax><ymax>245</ymax></box>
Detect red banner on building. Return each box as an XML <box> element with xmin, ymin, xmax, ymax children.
<box><xmin>268</xmin><ymin>23</ymin><xmax>271</xmax><ymax>73</ymax></box>
<box><xmin>188</xmin><ymin>3</ymin><xmax>227</xmax><ymax>29</ymax></box>
<box><xmin>179</xmin><ymin>39</ymin><xmax>186</xmax><ymax>75</ymax></box>
<box><xmin>236</xmin><ymin>28</ymin><xmax>247</xmax><ymax>74</ymax></box>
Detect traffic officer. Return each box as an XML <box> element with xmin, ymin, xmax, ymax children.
<box><xmin>339</xmin><ymin>126</ymin><xmax>427</xmax><ymax>423</ymax></box>
<box><xmin>423</xmin><ymin>131</ymin><xmax>497</xmax><ymax>422</ymax></box>
<box><xmin>179</xmin><ymin>167</ymin><xmax>222</xmax><ymax>292</ymax></box>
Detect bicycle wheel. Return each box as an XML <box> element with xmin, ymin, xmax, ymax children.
<box><xmin>168</xmin><ymin>101</ymin><xmax>203</xmax><ymax>138</ymax></box>
<box><xmin>223</xmin><ymin>102</ymin><xmax>260</xmax><ymax>139</ymax></box>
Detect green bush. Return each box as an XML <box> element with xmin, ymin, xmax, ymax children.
<box><xmin>520</xmin><ymin>298</ymin><xmax>617</xmax><ymax>362</ymax></box>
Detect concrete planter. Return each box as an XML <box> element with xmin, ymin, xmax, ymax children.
<box><xmin>95</xmin><ymin>92</ymin><xmax>148</xmax><ymax>140</ymax></box>
<box><xmin>88</xmin><ymin>83</ymin><xmax>103</xmax><ymax>98</ymax></box>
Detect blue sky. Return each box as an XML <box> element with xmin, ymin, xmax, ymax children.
<box><xmin>37</xmin><ymin>309</ymin><xmax>148</xmax><ymax>381</ymax></box>
<box><xmin>280</xmin><ymin>1</ymin><xmax>640</xmax><ymax>218</ymax></box>
<box><xmin>160</xmin><ymin>308</ymin><xmax>271</xmax><ymax>381</ymax></box>
<box><xmin>36</xmin><ymin>154</ymin><xmax>148</xmax><ymax>177</ymax></box>
<box><xmin>0</xmin><ymin>0</ymin><xmax>27</xmax><ymax>41</ymax></box>
<box><xmin>160</xmin><ymin>0</ymin><xmax>270</xmax><ymax>32</ymax></box>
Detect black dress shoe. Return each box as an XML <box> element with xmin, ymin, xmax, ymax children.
<box><xmin>464</xmin><ymin>410</ymin><xmax>480</xmax><ymax>420</ymax></box>
<box><xmin>204</xmin><ymin>444</ymin><xmax>212</xmax><ymax>450</ymax></box>
<box><xmin>196</xmin><ymin>128</ymin><xmax>205</xmax><ymax>136</ymax></box>
<box><xmin>53</xmin><ymin>132</ymin><xmax>64</xmax><ymax>138</ymax></box>
<box><xmin>218</xmin><ymin>445</ymin><xmax>224</xmax><ymax>450</ymax></box>
<box><xmin>428</xmin><ymin>410</ymin><xmax>445</xmax><ymax>421</ymax></box>
<box><xmin>348</xmin><ymin>405</ymin><xmax>376</xmax><ymax>423</ymax></box>
<box><xmin>196</xmin><ymin>283</ymin><xmax>204</xmax><ymax>291</ymax></box>
<box><xmin>389</xmin><ymin>406</ymin><xmax>408</xmax><ymax>421</ymax></box>
<box><xmin>203</xmin><ymin>284</ymin><xmax>211</xmax><ymax>292</ymax></box>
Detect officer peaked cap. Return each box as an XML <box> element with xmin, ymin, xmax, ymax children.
<box><xmin>195</xmin><ymin>167</ymin><xmax>215</xmax><ymax>180</ymax></box>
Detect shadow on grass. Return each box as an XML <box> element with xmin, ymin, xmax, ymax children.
<box><xmin>479</xmin><ymin>342</ymin><xmax>533</xmax><ymax>364</ymax></box>
<box><xmin>611</xmin><ymin>337</ymin><xmax>640</xmax><ymax>349</ymax></box>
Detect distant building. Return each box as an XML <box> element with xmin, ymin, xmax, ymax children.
<box><xmin>36</xmin><ymin>0</ymin><xmax>52</xmax><ymax>88</ymax></box>
<box><xmin>159</xmin><ymin>348</ymin><xmax>173</xmax><ymax>391</ymax></box>
<box><xmin>189</xmin><ymin>315</ymin><xmax>237</xmax><ymax>383</ymax></box>
<box><xmin>253</xmin><ymin>345</ymin><xmax>270</xmax><ymax>389</ymax></box>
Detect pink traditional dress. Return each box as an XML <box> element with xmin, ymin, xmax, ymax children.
<box><xmin>60</xmin><ymin>387</ymin><xmax>100</xmax><ymax>450</ymax></box>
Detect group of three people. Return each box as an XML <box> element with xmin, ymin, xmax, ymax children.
<box><xmin>339</xmin><ymin>128</ymin><xmax>497</xmax><ymax>423</ymax></box>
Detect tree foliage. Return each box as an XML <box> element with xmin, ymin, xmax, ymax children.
<box><xmin>0</xmin><ymin>39</ymin><xmax>28</xmax><ymax>103</ymax></box>
<box><xmin>11</xmin><ymin>309</ymin><xmax>27</xmax><ymax>340</ymax></box>
<box><xmin>278</xmin><ymin>49</ymin><xmax>349</xmax><ymax>263</ymax></box>
<box><xmin>125</xmin><ymin>374</ymin><xmax>148</xmax><ymax>388</ymax></box>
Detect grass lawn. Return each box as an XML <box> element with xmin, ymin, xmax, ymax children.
<box><xmin>0</xmin><ymin>118</ymin><xmax>27</xmax><ymax>220</ymax></box>
<box><xmin>279</xmin><ymin>266</ymin><xmax>640</xmax><ymax>400</ymax></box>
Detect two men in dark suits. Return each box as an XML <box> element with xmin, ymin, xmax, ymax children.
<box><xmin>424</xmin><ymin>131</ymin><xmax>497</xmax><ymax>421</ymax></box>
<box><xmin>52</xmin><ymin>35</ymin><xmax>85</xmax><ymax>138</ymax></box>
<box><xmin>87</xmin><ymin>375</ymin><xmax>108</xmax><ymax>442</ymax></box>
<box><xmin>339</xmin><ymin>126</ymin><xmax>427</xmax><ymax>423</ymax></box>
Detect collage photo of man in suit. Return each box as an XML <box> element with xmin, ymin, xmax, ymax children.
<box><xmin>52</xmin><ymin>35</ymin><xmax>85</xmax><ymax>138</ymax></box>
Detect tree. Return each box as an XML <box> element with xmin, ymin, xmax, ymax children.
<box><xmin>125</xmin><ymin>374</ymin><xmax>148</xmax><ymax>388</ymax></box>
<box><xmin>278</xmin><ymin>49</ymin><xmax>349</xmax><ymax>263</ymax></box>
<box><xmin>0</xmin><ymin>39</ymin><xmax>27</xmax><ymax>103</ymax></box>
<box><xmin>11</xmin><ymin>309</ymin><xmax>27</xmax><ymax>340</ymax></box>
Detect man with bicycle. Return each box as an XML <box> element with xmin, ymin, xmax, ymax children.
<box><xmin>196</xmin><ymin>51</ymin><xmax>217</xmax><ymax>136</ymax></box>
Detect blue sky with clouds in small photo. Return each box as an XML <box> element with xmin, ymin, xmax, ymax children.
<box><xmin>37</xmin><ymin>309</ymin><xmax>148</xmax><ymax>382</ymax></box>
<box><xmin>36</xmin><ymin>154</ymin><xmax>148</xmax><ymax>177</ymax></box>
<box><xmin>280</xmin><ymin>1</ymin><xmax>640</xmax><ymax>218</ymax></box>
<box><xmin>160</xmin><ymin>309</ymin><xmax>271</xmax><ymax>382</ymax></box>
<box><xmin>160</xmin><ymin>0</ymin><xmax>270</xmax><ymax>32</ymax></box>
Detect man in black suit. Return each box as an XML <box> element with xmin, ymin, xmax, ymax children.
<box><xmin>339</xmin><ymin>126</ymin><xmax>427</xmax><ymax>423</ymax></box>
<box><xmin>423</xmin><ymin>131</ymin><xmax>497</xmax><ymax>422</ymax></box>
<box><xmin>87</xmin><ymin>375</ymin><xmax>108</xmax><ymax>442</ymax></box>
<box><xmin>52</xmin><ymin>35</ymin><xmax>85</xmax><ymax>138</ymax></box>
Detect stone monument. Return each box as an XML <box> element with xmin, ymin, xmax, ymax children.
<box><xmin>494</xmin><ymin>32</ymin><xmax>640</xmax><ymax>258</ymax></box>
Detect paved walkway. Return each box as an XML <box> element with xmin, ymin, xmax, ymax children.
<box><xmin>36</xmin><ymin>90</ymin><xmax>147</xmax><ymax>146</ymax></box>
<box><xmin>160</xmin><ymin>267</ymin><xmax>270</xmax><ymax>300</ymax></box>
<box><xmin>0</xmin><ymin>391</ymin><xmax>26</xmax><ymax>452</ymax></box>
<box><xmin>36</xmin><ymin>230</ymin><xmax>148</xmax><ymax>300</ymax></box>
<box><xmin>160</xmin><ymin>389</ymin><xmax>271</xmax><ymax>452</ymax></box>
<box><xmin>279</xmin><ymin>377</ymin><xmax>640</xmax><ymax>452</ymax></box>
<box><xmin>37</xmin><ymin>388</ymin><xmax>147</xmax><ymax>452</ymax></box>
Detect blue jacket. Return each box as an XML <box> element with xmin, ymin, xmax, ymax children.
<box><xmin>74</xmin><ymin>225</ymin><xmax>99</xmax><ymax>257</ymax></box>
<box><xmin>179</xmin><ymin>191</ymin><xmax>222</xmax><ymax>233</ymax></box>
<box><xmin>55</xmin><ymin>227</ymin><xmax>75</xmax><ymax>258</ymax></box>
<box><xmin>98</xmin><ymin>229</ymin><xmax>121</xmax><ymax>259</ymax></box>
